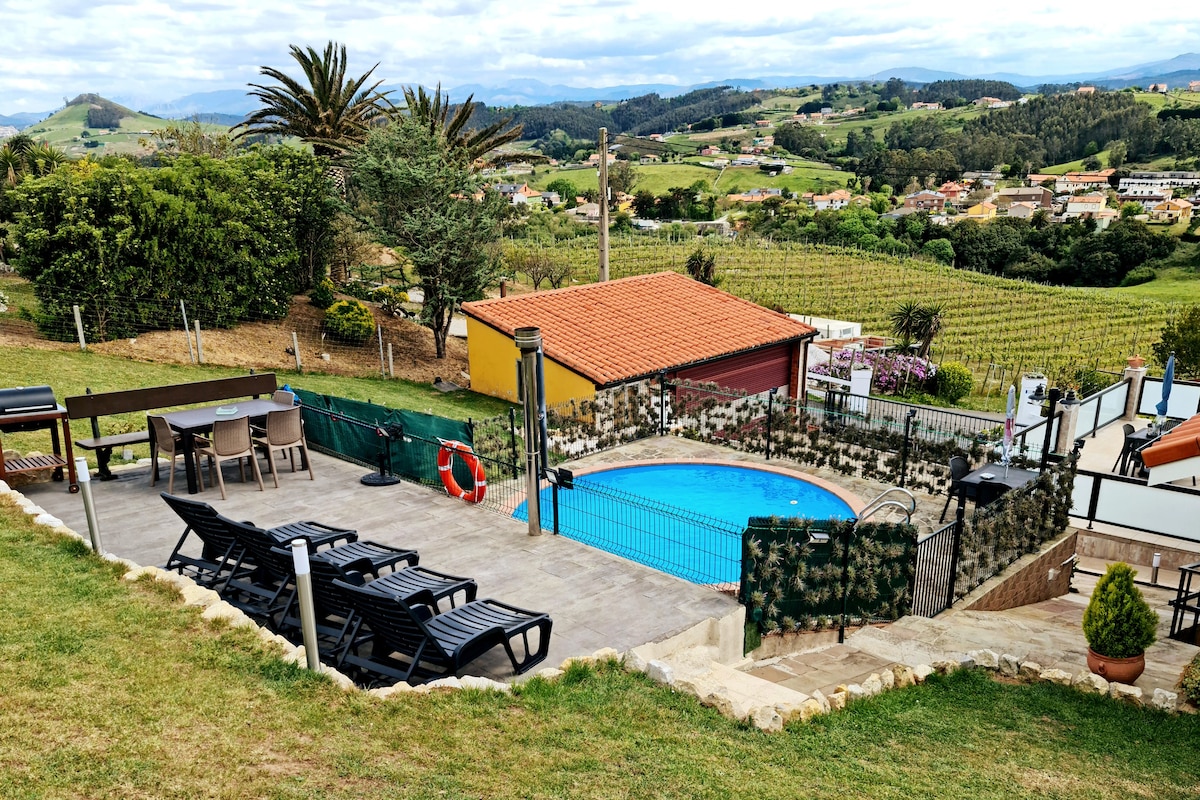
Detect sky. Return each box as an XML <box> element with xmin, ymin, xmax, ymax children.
<box><xmin>2</xmin><ymin>1</ymin><xmax>1198</xmax><ymax>113</ymax></box>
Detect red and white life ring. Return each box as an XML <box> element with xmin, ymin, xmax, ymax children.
<box><xmin>437</xmin><ymin>439</ymin><xmax>487</xmax><ymax>503</ymax></box>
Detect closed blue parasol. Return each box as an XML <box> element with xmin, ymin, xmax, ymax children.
<box><xmin>1155</xmin><ymin>352</ymin><xmax>1175</xmax><ymax>425</ymax></box>
<box><xmin>1002</xmin><ymin>385</ymin><xmax>1016</xmax><ymax>475</ymax></box>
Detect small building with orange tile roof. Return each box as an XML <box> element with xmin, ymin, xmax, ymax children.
<box><xmin>461</xmin><ymin>272</ymin><xmax>818</xmax><ymax>405</ymax></box>
<box><xmin>1142</xmin><ymin>414</ymin><xmax>1200</xmax><ymax>486</ymax></box>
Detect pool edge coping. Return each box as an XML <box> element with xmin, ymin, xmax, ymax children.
<box><xmin>562</xmin><ymin>459</ymin><xmax>867</xmax><ymax>515</ymax></box>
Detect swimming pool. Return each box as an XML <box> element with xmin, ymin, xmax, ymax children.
<box><xmin>513</xmin><ymin>462</ymin><xmax>856</xmax><ymax>585</ymax></box>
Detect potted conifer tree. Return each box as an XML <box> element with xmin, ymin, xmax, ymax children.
<box><xmin>1082</xmin><ymin>562</ymin><xmax>1158</xmax><ymax>684</ymax></box>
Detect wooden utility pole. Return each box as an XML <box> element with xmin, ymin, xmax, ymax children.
<box><xmin>598</xmin><ymin>127</ymin><xmax>610</xmax><ymax>282</ymax></box>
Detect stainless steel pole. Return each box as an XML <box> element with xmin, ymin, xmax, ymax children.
<box><xmin>515</xmin><ymin>327</ymin><xmax>542</xmax><ymax>536</ymax></box>
<box><xmin>290</xmin><ymin>540</ymin><xmax>321</xmax><ymax>671</ymax></box>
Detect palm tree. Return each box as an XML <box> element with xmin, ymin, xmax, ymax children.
<box><xmin>889</xmin><ymin>300</ymin><xmax>922</xmax><ymax>351</ymax></box>
<box><xmin>233</xmin><ymin>42</ymin><xmax>394</xmax><ymax>158</ymax></box>
<box><xmin>1</xmin><ymin>137</ymin><xmax>66</xmax><ymax>186</ymax></box>
<box><xmin>401</xmin><ymin>84</ymin><xmax>522</xmax><ymax>164</ymax></box>
<box><xmin>890</xmin><ymin>300</ymin><xmax>945</xmax><ymax>358</ymax></box>
<box><xmin>913</xmin><ymin>302</ymin><xmax>945</xmax><ymax>359</ymax></box>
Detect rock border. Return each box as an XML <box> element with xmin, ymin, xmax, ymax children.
<box><xmin>2</xmin><ymin>481</ymin><xmax>1184</xmax><ymax>725</ymax></box>
<box><xmin>0</xmin><ymin>480</ymin><xmax>602</xmax><ymax>700</ymax></box>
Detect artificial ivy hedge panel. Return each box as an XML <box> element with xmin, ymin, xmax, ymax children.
<box><xmin>954</xmin><ymin>456</ymin><xmax>1077</xmax><ymax>601</ymax></box>
<box><xmin>740</xmin><ymin>516</ymin><xmax>918</xmax><ymax>635</ymax></box>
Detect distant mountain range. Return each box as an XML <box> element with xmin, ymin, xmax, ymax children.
<box><xmin>5</xmin><ymin>53</ymin><xmax>1199</xmax><ymax>126</ymax></box>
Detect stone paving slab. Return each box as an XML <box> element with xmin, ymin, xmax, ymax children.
<box><xmin>13</xmin><ymin>453</ymin><xmax>736</xmax><ymax>682</ymax></box>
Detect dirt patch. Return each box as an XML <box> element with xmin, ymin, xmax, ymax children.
<box><xmin>0</xmin><ymin>295</ymin><xmax>471</xmax><ymax>385</ymax></box>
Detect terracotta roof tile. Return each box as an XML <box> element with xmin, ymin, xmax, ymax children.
<box><xmin>1141</xmin><ymin>414</ymin><xmax>1200</xmax><ymax>468</ymax></box>
<box><xmin>462</xmin><ymin>272</ymin><xmax>816</xmax><ymax>386</ymax></box>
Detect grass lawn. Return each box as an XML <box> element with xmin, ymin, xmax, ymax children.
<box><xmin>1114</xmin><ymin>265</ymin><xmax>1200</xmax><ymax>302</ymax></box>
<box><xmin>0</xmin><ymin>345</ymin><xmax>513</xmax><ymax>467</ymax></box>
<box><xmin>2</xmin><ymin>502</ymin><xmax>1198</xmax><ymax>799</ymax></box>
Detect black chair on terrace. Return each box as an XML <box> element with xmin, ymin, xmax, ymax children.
<box><xmin>939</xmin><ymin>456</ymin><xmax>973</xmax><ymax>523</ymax></box>
<box><xmin>225</xmin><ymin>519</ymin><xmax>419</xmax><ymax>625</ymax></box>
<box><xmin>161</xmin><ymin>493</ymin><xmax>360</xmax><ymax>591</ymax></box>
<box><xmin>334</xmin><ymin>579</ymin><xmax>552</xmax><ymax>686</ymax></box>
<box><xmin>281</xmin><ymin>553</ymin><xmax>478</xmax><ymax>668</ymax></box>
<box><xmin>1113</xmin><ymin>423</ymin><xmax>1136</xmax><ymax>473</ymax></box>
<box><xmin>161</xmin><ymin>492</ymin><xmax>252</xmax><ymax>589</ymax></box>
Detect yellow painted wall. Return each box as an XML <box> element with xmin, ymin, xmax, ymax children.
<box><xmin>465</xmin><ymin>318</ymin><xmax>596</xmax><ymax>405</ymax></box>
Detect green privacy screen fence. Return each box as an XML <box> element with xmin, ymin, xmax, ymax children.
<box><xmin>293</xmin><ymin>388</ymin><xmax>475</xmax><ymax>487</ymax></box>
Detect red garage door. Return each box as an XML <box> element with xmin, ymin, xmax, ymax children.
<box><xmin>675</xmin><ymin>343</ymin><xmax>793</xmax><ymax>395</ymax></box>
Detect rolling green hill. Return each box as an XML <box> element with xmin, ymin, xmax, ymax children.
<box><xmin>21</xmin><ymin>93</ymin><xmax>228</xmax><ymax>156</ymax></box>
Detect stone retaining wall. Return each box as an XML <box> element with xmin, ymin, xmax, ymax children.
<box><xmin>963</xmin><ymin>530</ymin><xmax>1077</xmax><ymax>612</ymax></box>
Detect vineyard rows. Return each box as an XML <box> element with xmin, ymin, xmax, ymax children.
<box><xmin>503</xmin><ymin>237</ymin><xmax>1181</xmax><ymax>393</ymax></box>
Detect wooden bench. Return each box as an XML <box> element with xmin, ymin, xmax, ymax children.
<box><xmin>65</xmin><ymin>373</ymin><xmax>278</xmax><ymax>480</ymax></box>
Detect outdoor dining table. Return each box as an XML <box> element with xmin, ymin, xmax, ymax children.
<box><xmin>957</xmin><ymin>463</ymin><xmax>1040</xmax><ymax>510</ymax></box>
<box><xmin>1118</xmin><ymin>426</ymin><xmax>1162</xmax><ymax>476</ymax></box>
<box><xmin>159</xmin><ymin>399</ymin><xmax>295</xmax><ymax>494</ymax></box>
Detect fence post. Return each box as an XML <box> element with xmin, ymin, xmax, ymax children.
<box><xmin>946</xmin><ymin>499</ymin><xmax>966</xmax><ymax>610</ymax></box>
<box><xmin>292</xmin><ymin>332</ymin><xmax>302</xmax><ymax>372</ymax></box>
<box><xmin>900</xmin><ymin>409</ymin><xmax>916</xmax><ymax>488</ymax></box>
<box><xmin>766</xmin><ymin>387</ymin><xmax>776</xmax><ymax>461</ymax></box>
<box><xmin>387</xmin><ymin>343</ymin><xmax>394</xmax><ymax>378</ymax></box>
<box><xmin>193</xmin><ymin>320</ymin><xmax>204</xmax><ymax>364</ymax></box>
<box><xmin>659</xmin><ymin>370</ymin><xmax>667</xmax><ymax>436</ymax></box>
<box><xmin>837</xmin><ymin>523</ymin><xmax>853</xmax><ymax>644</ymax></box>
<box><xmin>72</xmin><ymin>305</ymin><xmax>87</xmax><ymax>351</ymax></box>
<box><xmin>377</xmin><ymin>325</ymin><xmax>386</xmax><ymax>377</ymax></box>
<box><xmin>508</xmin><ymin>407</ymin><xmax>519</xmax><ymax>479</ymax></box>
<box><xmin>179</xmin><ymin>301</ymin><xmax>195</xmax><ymax>363</ymax></box>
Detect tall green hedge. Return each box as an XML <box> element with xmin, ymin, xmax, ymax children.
<box><xmin>741</xmin><ymin>516</ymin><xmax>918</xmax><ymax>635</ymax></box>
<box><xmin>11</xmin><ymin>148</ymin><xmax>337</xmax><ymax>341</ymax></box>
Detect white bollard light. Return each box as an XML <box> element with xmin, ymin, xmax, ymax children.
<box><xmin>290</xmin><ymin>539</ymin><xmax>321</xmax><ymax>670</ymax></box>
<box><xmin>75</xmin><ymin>456</ymin><xmax>104</xmax><ymax>554</ymax></box>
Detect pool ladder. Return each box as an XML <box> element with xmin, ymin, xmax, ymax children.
<box><xmin>856</xmin><ymin>486</ymin><xmax>916</xmax><ymax>525</ymax></box>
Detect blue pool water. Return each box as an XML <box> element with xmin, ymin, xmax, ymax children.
<box><xmin>513</xmin><ymin>463</ymin><xmax>854</xmax><ymax>585</ymax></box>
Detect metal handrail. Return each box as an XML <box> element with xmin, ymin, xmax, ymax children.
<box><xmin>856</xmin><ymin>499</ymin><xmax>913</xmax><ymax>525</ymax></box>
<box><xmin>859</xmin><ymin>486</ymin><xmax>916</xmax><ymax>521</ymax></box>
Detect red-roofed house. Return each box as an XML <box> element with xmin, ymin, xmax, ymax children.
<box><xmin>461</xmin><ymin>272</ymin><xmax>818</xmax><ymax>404</ymax></box>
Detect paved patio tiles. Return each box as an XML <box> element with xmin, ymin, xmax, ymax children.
<box><xmin>14</xmin><ymin>452</ymin><xmax>737</xmax><ymax>682</ymax></box>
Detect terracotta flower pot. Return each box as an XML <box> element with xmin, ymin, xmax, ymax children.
<box><xmin>1086</xmin><ymin>648</ymin><xmax>1146</xmax><ymax>684</ymax></box>
<box><xmin>1126</xmin><ymin>356</ymin><xmax>1146</xmax><ymax>369</ymax></box>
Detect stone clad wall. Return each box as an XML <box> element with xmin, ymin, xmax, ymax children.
<box><xmin>964</xmin><ymin>531</ymin><xmax>1078</xmax><ymax>612</ymax></box>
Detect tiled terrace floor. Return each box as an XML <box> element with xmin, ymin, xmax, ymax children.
<box><xmin>14</xmin><ymin>450</ymin><xmax>736</xmax><ymax>681</ymax></box>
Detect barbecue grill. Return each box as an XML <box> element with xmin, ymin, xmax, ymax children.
<box><xmin>0</xmin><ymin>385</ymin><xmax>78</xmax><ymax>492</ymax></box>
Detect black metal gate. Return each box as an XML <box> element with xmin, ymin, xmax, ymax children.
<box><xmin>911</xmin><ymin>519</ymin><xmax>960</xmax><ymax>617</ymax></box>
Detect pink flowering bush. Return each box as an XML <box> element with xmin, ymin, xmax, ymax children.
<box><xmin>809</xmin><ymin>350</ymin><xmax>937</xmax><ymax>396</ymax></box>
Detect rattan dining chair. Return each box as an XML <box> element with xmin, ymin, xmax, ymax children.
<box><xmin>148</xmin><ymin>415</ymin><xmax>199</xmax><ymax>495</ymax></box>
<box><xmin>253</xmin><ymin>406</ymin><xmax>314</xmax><ymax>487</ymax></box>
<box><xmin>196</xmin><ymin>417</ymin><xmax>264</xmax><ymax>499</ymax></box>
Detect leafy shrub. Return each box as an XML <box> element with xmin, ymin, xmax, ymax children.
<box><xmin>371</xmin><ymin>285</ymin><xmax>410</xmax><ymax>317</ymax></box>
<box><xmin>342</xmin><ymin>278</ymin><xmax>377</xmax><ymax>301</ymax></box>
<box><xmin>936</xmin><ymin>361</ymin><xmax>974</xmax><ymax>403</ymax></box>
<box><xmin>11</xmin><ymin>149</ymin><xmax>337</xmax><ymax>341</ymax></box>
<box><xmin>1082</xmin><ymin>562</ymin><xmax>1157</xmax><ymax>658</ymax></box>
<box><xmin>1182</xmin><ymin>652</ymin><xmax>1200</xmax><ymax>706</ymax></box>
<box><xmin>323</xmin><ymin>299</ymin><xmax>375</xmax><ymax>344</ymax></box>
<box><xmin>1119</xmin><ymin>266</ymin><xmax>1156</xmax><ymax>287</ymax></box>
<box><xmin>308</xmin><ymin>278</ymin><xmax>336</xmax><ymax>309</ymax></box>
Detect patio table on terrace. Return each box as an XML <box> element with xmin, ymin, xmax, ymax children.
<box><xmin>957</xmin><ymin>463</ymin><xmax>1040</xmax><ymax>510</ymax></box>
<box><xmin>160</xmin><ymin>399</ymin><xmax>294</xmax><ymax>494</ymax></box>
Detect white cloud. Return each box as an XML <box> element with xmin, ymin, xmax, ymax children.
<box><xmin>1</xmin><ymin>1</ymin><xmax>1196</xmax><ymax>112</ymax></box>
